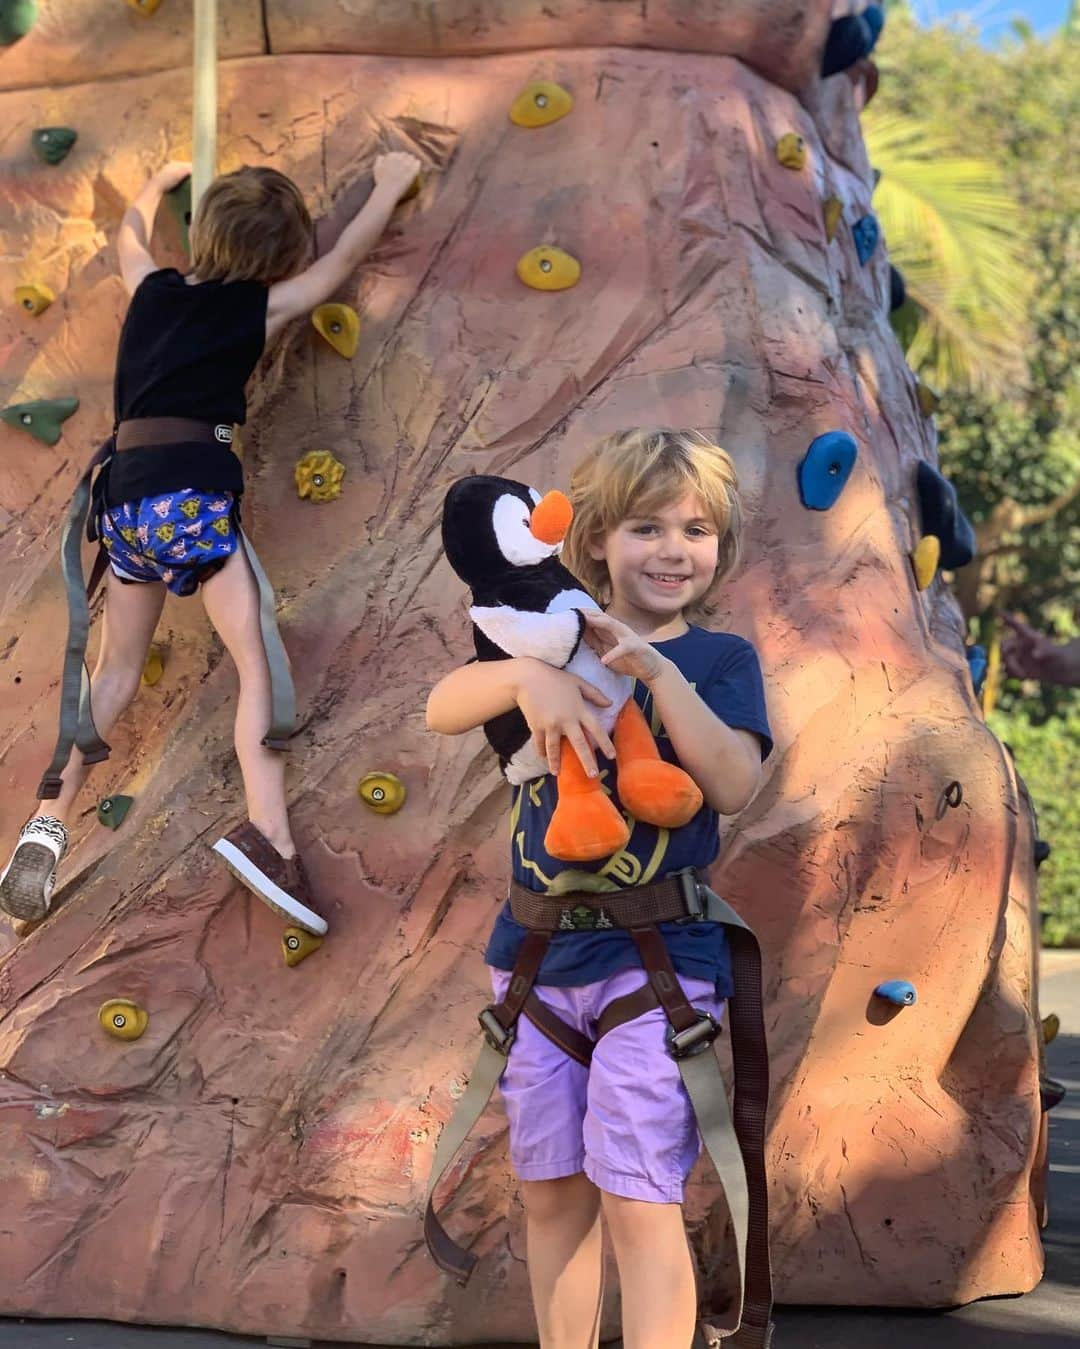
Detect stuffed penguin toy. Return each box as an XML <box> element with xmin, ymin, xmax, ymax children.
<box><xmin>441</xmin><ymin>474</ymin><xmax>703</xmax><ymax>863</ymax></box>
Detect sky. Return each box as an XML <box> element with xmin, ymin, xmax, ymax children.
<box><xmin>911</xmin><ymin>0</ymin><xmax>1071</xmax><ymax>40</ymax></box>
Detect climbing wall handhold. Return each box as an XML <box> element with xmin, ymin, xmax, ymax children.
<box><xmin>1043</xmin><ymin>1013</ymin><xmax>1060</xmax><ymax>1045</ymax></box>
<box><xmin>916</xmin><ymin>462</ymin><xmax>976</xmax><ymax>569</ymax></box>
<box><xmin>889</xmin><ymin>265</ymin><xmax>906</xmax><ymax>313</ymax></box>
<box><xmin>358</xmin><ymin>771</ymin><xmax>406</xmax><ymax>815</ymax></box>
<box><xmin>822</xmin><ymin>13</ymin><xmax>873</xmax><ymax>77</ymax></box>
<box><xmin>0</xmin><ymin>0</ymin><xmax>36</xmax><ymax>45</ymax></box>
<box><xmin>916</xmin><ymin>381</ymin><xmax>940</xmax><ymax>416</ymax></box>
<box><xmin>165</xmin><ymin>178</ymin><xmax>192</xmax><ymax>258</ymax></box>
<box><xmin>852</xmin><ymin>215</ymin><xmax>879</xmax><ymax>265</ymax></box>
<box><xmin>0</xmin><ymin>397</ymin><xmax>79</xmax><ymax>446</ymax></box>
<box><xmin>966</xmin><ymin>645</ymin><xmax>988</xmax><ymax>696</ymax></box>
<box><xmin>97</xmin><ymin>795</ymin><xmax>134</xmax><ymax>830</ymax></box>
<box><xmin>823</xmin><ymin>195</ymin><xmax>843</xmax><ymax>242</ymax></box>
<box><xmin>31</xmin><ymin>127</ymin><xmax>77</xmax><ymax>166</ymax></box>
<box><xmin>142</xmin><ymin>646</ymin><xmax>165</xmax><ymax>686</ymax></box>
<box><xmin>295</xmin><ymin>450</ymin><xmax>345</xmax><ymax>503</ymax></box>
<box><xmin>862</xmin><ymin>4</ymin><xmax>886</xmax><ymax>47</ymax></box>
<box><xmin>282</xmin><ymin>926</ymin><xmax>323</xmax><ymax>968</ymax></box>
<box><xmin>14</xmin><ymin>284</ymin><xmax>54</xmax><ymax>316</ymax></box>
<box><xmin>911</xmin><ymin>535</ymin><xmax>940</xmax><ymax>590</ymax></box>
<box><xmin>797</xmin><ymin>431</ymin><xmax>857</xmax><ymax>512</ymax></box>
<box><xmin>775</xmin><ymin>133</ymin><xmax>807</xmax><ymax>170</ymax></box>
<box><xmin>509</xmin><ymin>81</ymin><xmax>574</xmax><ymax>128</ymax></box>
<box><xmin>516</xmin><ymin>246</ymin><xmax>581</xmax><ymax>292</ymax></box>
<box><xmin>99</xmin><ymin>998</ymin><xmax>148</xmax><ymax>1041</ymax></box>
<box><xmin>126</xmin><ymin>0</ymin><xmax>163</xmax><ymax>13</ymax></box>
<box><xmin>874</xmin><ymin>980</ymin><xmax>917</xmax><ymax>1007</ymax></box>
<box><xmin>311</xmin><ymin>303</ymin><xmax>360</xmax><ymax>359</ymax></box>
<box><xmin>1034</xmin><ymin>839</ymin><xmax>1052</xmax><ymax>869</ymax></box>
<box><xmin>399</xmin><ymin>172</ymin><xmax>422</xmax><ymax>203</ymax></box>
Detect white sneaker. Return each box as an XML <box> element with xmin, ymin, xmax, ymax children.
<box><xmin>0</xmin><ymin>816</ymin><xmax>68</xmax><ymax>922</ymax></box>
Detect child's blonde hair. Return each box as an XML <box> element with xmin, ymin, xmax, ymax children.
<box><xmin>562</xmin><ymin>429</ymin><xmax>743</xmax><ymax>614</ymax></box>
<box><xmin>190</xmin><ymin>166</ymin><xmax>312</xmax><ymax>285</ymax></box>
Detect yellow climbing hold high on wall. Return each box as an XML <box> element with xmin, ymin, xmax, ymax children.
<box><xmin>823</xmin><ymin>195</ymin><xmax>843</xmax><ymax>242</ymax></box>
<box><xmin>358</xmin><ymin>771</ymin><xmax>406</xmax><ymax>815</ymax></box>
<box><xmin>282</xmin><ymin>926</ymin><xmax>323</xmax><ymax>967</ymax></box>
<box><xmin>311</xmin><ymin>303</ymin><xmax>359</xmax><ymax>359</ymax></box>
<box><xmin>516</xmin><ymin>246</ymin><xmax>581</xmax><ymax>292</ymax></box>
<box><xmin>1043</xmin><ymin>1012</ymin><xmax>1060</xmax><ymax>1045</ymax></box>
<box><xmin>916</xmin><ymin>381</ymin><xmax>941</xmax><ymax>416</ymax></box>
<box><xmin>98</xmin><ymin>998</ymin><xmax>148</xmax><ymax>1041</ymax></box>
<box><xmin>295</xmin><ymin>450</ymin><xmax>345</xmax><ymax>503</ymax></box>
<box><xmin>776</xmin><ymin>133</ymin><xmax>807</xmax><ymax>170</ymax></box>
<box><xmin>509</xmin><ymin>81</ymin><xmax>574</xmax><ymax>128</ymax></box>
<box><xmin>14</xmin><ymin>283</ymin><xmax>54</xmax><ymax>316</ymax></box>
<box><xmin>126</xmin><ymin>0</ymin><xmax>163</xmax><ymax>12</ymax></box>
<box><xmin>142</xmin><ymin>645</ymin><xmax>164</xmax><ymax>686</ymax></box>
<box><xmin>912</xmin><ymin>535</ymin><xmax>940</xmax><ymax>590</ymax></box>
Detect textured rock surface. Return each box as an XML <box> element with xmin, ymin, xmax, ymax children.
<box><xmin>0</xmin><ymin>10</ymin><xmax>1043</xmax><ymax>1345</ymax></box>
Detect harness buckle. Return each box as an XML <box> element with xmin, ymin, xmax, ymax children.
<box><xmin>478</xmin><ymin>1006</ymin><xmax>516</xmax><ymax>1056</ymax></box>
<box><xmin>675</xmin><ymin>867</ymin><xmax>705</xmax><ymax>922</ymax></box>
<box><xmin>666</xmin><ymin>1011</ymin><xmax>720</xmax><ymax>1060</ymax></box>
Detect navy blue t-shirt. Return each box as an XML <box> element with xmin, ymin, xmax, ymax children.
<box><xmin>484</xmin><ymin>626</ymin><xmax>772</xmax><ymax>994</ymax></box>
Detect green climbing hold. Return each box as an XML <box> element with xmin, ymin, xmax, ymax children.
<box><xmin>0</xmin><ymin>0</ymin><xmax>37</xmax><ymax>45</ymax></box>
<box><xmin>1</xmin><ymin>397</ymin><xmax>79</xmax><ymax>446</ymax></box>
<box><xmin>31</xmin><ymin>127</ymin><xmax>78</xmax><ymax>166</ymax></box>
<box><xmin>97</xmin><ymin>794</ymin><xmax>134</xmax><ymax>830</ymax></box>
<box><xmin>165</xmin><ymin>178</ymin><xmax>192</xmax><ymax>258</ymax></box>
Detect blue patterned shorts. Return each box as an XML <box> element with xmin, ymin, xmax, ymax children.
<box><xmin>99</xmin><ymin>490</ymin><xmax>238</xmax><ymax>597</ymax></box>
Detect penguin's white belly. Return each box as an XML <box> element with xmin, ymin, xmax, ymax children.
<box><xmin>547</xmin><ymin>587</ymin><xmax>632</xmax><ymax>726</ymax></box>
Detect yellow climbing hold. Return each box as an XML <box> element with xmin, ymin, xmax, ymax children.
<box><xmin>916</xmin><ymin>380</ymin><xmax>941</xmax><ymax>416</ymax></box>
<box><xmin>358</xmin><ymin>771</ymin><xmax>406</xmax><ymax>815</ymax></box>
<box><xmin>98</xmin><ymin>998</ymin><xmax>148</xmax><ymax>1041</ymax></box>
<box><xmin>776</xmin><ymin>133</ymin><xmax>807</xmax><ymax>170</ymax></box>
<box><xmin>295</xmin><ymin>450</ymin><xmax>345</xmax><ymax>503</ymax></box>
<box><xmin>282</xmin><ymin>925</ymin><xmax>323</xmax><ymax>968</ymax></box>
<box><xmin>142</xmin><ymin>646</ymin><xmax>164</xmax><ymax>686</ymax></box>
<box><xmin>516</xmin><ymin>245</ymin><xmax>581</xmax><ymax>292</ymax></box>
<box><xmin>509</xmin><ymin>81</ymin><xmax>574</xmax><ymax>128</ymax></box>
<box><xmin>823</xmin><ymin>195</ymin><xmax>843</xmax><ymax>242</ymax></box>
<box><xmin>126</xmin><ymin>0</ymin><xmax>163</xmax><ymax>11</ymax></box>
<box><xmin>14</xmin><ymin>283</ymin><xmax>54</xmax><ymax>316</ymax></box>
<box><xmin>912</xmin><ymin>535</ymin><xmax>940</xmax><ymax>591</ymax></box>
<box><xmin>311</xmin><ymin>303</ymin><xmax>360</xmax><ymax>359</ymax></box>
<box><xmin>1043</xmin><ymin>1013</ymin><xmax>1060</xmax><ymax>1045</ymax></box>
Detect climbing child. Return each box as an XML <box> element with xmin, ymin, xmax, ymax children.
<box><xmin>0</xmin><ymin>151</ymin><xmax>421</xmax><ymax>932</ymax></box>
<box><xmin>425</xmin><ymin>429</ymin><xmax>773</xmax><ymax>1348</ymax></box>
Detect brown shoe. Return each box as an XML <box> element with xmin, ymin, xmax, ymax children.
<box><xmin>212</xmin><ymin>823</ymin><xmax>327</xmax><ymax>936</ymax></box>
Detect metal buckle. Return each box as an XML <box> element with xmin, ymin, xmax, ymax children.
<box><xmin>666</xmin><ymin>1010</ymin><xmax>720</xmax><ymax>1060</ymax></box>
<box><xmin>675</xmin><ymin>868</ymin><xmax>705</xmax><ymax>922</ymax></box>
<box><xmin>478</xmin><ymin>1006</ymin><xmax>516</xmax><ymax>1055</ymax></box>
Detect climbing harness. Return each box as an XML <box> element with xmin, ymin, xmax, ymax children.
<box><xmin>36</xmin><ymin>417</ymin><xmax>295</xmax><ymax>800</ymax></box>
<box><xmin>425</xmin><ymin>867</ymin><xmax>774</xmax><ymax>1348</ymax></box>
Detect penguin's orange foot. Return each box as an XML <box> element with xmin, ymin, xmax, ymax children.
<box><xmin>617</xmin><ymin>761</ymin><xmax>703</xmax><ymax>829</ymax></box>
<box><xmin>544</xmin><ymin>792</ymin><xmax>630</xmax><ymax>863</ymax></box>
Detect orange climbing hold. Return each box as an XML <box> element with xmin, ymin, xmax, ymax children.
<box><xmin>516</xmin><ymin>245</ymin><xmax>581</xmax><ymax>292</ymax></box>
<box><xmin>509</xmin><ymin>81</ymin><xmax>574</xmax><ymax>128</ymax></box>
<box><xmin>912</xmin><ymin>535</ymin><xmax>940</xmax><ymax>591</ymax></box>
<box><xmin>295</xmin><ymin>450</ymin><xmax>345</xmax><ymax>503</ymax></box>
<box><xmin>14</xmin><ymin>283</ymin><xmax>53</xmax><ymax>316</ymax></box>
<box><xmin>776</xmin><ymin>133</ymin><xmax>807</xmax><ymax>170</ymax></box>
<box><xmin>823</xmin><ymin>195</ymin><xmax>843</xmax><ymax>242</ymax></box>
<box><xmin>126</xmin><ymin>0</ymin><xmax>163</xmax><ymax>13</ymax></box>
<box><xmin>311</xmin><ymin>303</ymin><xmax>360</xmax><ymax>359</ymax></box>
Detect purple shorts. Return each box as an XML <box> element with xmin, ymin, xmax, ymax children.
<box><xmin>491</xmin><ymin>967</ymin><xmax>725</xmax><ymax>1204</ymax></box>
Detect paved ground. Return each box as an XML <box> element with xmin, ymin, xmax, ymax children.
<box><xmin>3</xmin><ymin>951</ymin><xmax>1078</xmax><ymax>1349</ymax></box>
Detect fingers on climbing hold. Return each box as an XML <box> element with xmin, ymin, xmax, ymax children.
<box><xmin>142</xmin><ymin>646</ymin><xmax>165</xmax><ymax>686</ymax></box>
<box><xmin>916</xmin><ymin>380</ymin><xmax>940</xmax><ymax>416</ymax></box>
<box><xmin>126</xmin><ymin>0</ymin><xmax>163</xmax><ymax>13</ymax></box>
<box><xmin>1</xmin><ymin>396</ymin><xmax>79</xmax><ymax>446</ymax></box>
<box><xmin>911</xmin><ymin>535</ymin><xmax>940</xmax><ymax>591</ymax></box>
<box><xmin>295</xmin><ymin>450</ymin><xmax>345</xmax><ymax>503</ymax></box>
<box><xmin>31</xmin><ymin>127</ymin><xmax>77</xmax><ymax>165</ymax></box>
<box><xmin>99</xmin><ymin>998</ymin><xmax>149</xmax><ymax>1041</ymax></box>
<box><xmin>282</xmin><ymin>925</ymin><xmax>324</xmax><ymax>967</ymax></box>
<box><xmin>357</xmin><ymin>771</ymin><xmax>406</xmax><ymax>815</ymax></box>
<box><xmin>14</xmin><ymin>283</ymin><xmax>54</xmax><ymax>316</ymax></box>
<box><xmin>797</xmin><ymin>431</ymin><xmax>857</xmax><ymax>511</ymax></box>
<box><xmin>0</xmin><ymin>0</ymin><xmax>37</xmax><ymax>45</ymax></box>
<box><xmin>889</xmin><ymin>264</ymin><xmax>906</xmax><ymax>313</ymax></box>
<box><xmin>311</xmin><ymin>303</ymin><xmax>360</xmax><ymax>359</ymax></box>
<box><xmin>97</xmin><ymin>794</ymin><xmax>134</xmax><ymax>830</ymax></box>
<box><xmin>775</xmin><ymin>133</ymin><xmax>807</xmax><ymax>170</ymax></box>
<box><xmin>509</xmin><ymin>81</ymin><xmax>574</xmax><ymax>128</ymax></box>
<box><xmin>874</xmin><ymin>980</ymin><xmax>916</xmax><ymax>1007</ymax></box>
<box><xmin>852</xmin><ymin>215</ymin><xmax>880</xmax><ymax>265</ymax></box>
<box><xmin>516</xmin><ymin>245</ymin><xmax>581</xmax><ymax>292</ymax></box>
<box><xmin>823</xmin><ymin>195</ymin><xmax>843</xmax><ymax>242</ymax></box>
<box><xmin>916</xmin><ymin>462</ymin><xmax>976</xmax><ymax>569</ymax></box>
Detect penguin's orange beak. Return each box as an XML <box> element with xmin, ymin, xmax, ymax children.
<box><xmin>530</xmin><ymin>490</ymin><xmax>573</xmax><ymax>545</ymax></box>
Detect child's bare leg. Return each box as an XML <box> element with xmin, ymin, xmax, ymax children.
<box><xmin>199</xmin><ymin>549</ymin><xmax>295</xmax><ymax>857</ymax></box>
<box><xmin>521</xmin><ymin>1174</ymin><xmax>604</xmax><ymax>1349</ymax></box>
<box><xmin>602</xmin><ymin>1193</ymin><xmax>697</xmax><ymax>1349</ymax></box>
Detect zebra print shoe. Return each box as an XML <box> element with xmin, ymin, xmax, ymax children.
<box><xmin>0</xmin><ymin>815</ymin><xmax>68</xmax><ymax>922</ymax></box>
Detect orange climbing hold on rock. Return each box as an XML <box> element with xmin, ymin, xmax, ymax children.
<box><xmin>776</xmin><ymin>133</ymin><xmax>807</xmax><ymax>170</ymax></box>
<box><xmin>14</xmin><ymin>284</ymin><xmax>54</xmax><ymax>316</ymax></box>
<box><xmin>516</xmin><ymin>245</ymin><xmax>581</xmax><ymax>292</ymax></box>
<box><xmin>912</xmin><ymin>535</ymin><xmax>940</xmax><ymax>590</ymax></box>
<box><xmin>295</xmin><ymin>450</ymin><xmax>345</xmax><ymax>503</ymax></box>
<box><xmin>311</xmin><ymin>303</ymin><xmax>360</xmax><ymax>359</ymax></box>
<box><xmin>126</xmin><ymin>0</ymin><xmax>163</xmax><ymax>13</ymax></box>
<box><xmin>823</xmin><ymin>195</ymin><xmax>843</xmax><ymax>242</ymax></box>
<box><xmin>509</xmin><ymin>81</ymin><xmax>574</xmax><ymax>128</ymax></box>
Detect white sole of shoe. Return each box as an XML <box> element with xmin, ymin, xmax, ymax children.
<box><xmin>212</xmin><ymin>838</ymin><xmax>328</xmax><ymax>936</ymax></box>
<box><xmin>0</xmin><ymin>841</ymin><xmax>57</xmax><ymax>922</ymax></box>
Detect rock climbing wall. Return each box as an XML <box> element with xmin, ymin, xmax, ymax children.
<box><xmin>0</xmin><ymin>1</ymin><xmax>1044</xmax><ymax>1343</ymax></box>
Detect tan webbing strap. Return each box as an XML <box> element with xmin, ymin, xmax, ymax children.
<box><xmin>237</xmin><ymin>529</ymin><xmax>296</xmax><ymax>751</ymax></box>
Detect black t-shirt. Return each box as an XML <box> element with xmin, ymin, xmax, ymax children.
<box><xmin>107</xmin><ymin>269</ymin><xmax>268</xmax><ymax>505</ymax></box>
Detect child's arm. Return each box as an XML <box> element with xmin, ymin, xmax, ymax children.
<box><xmin>265</xmin><ymin>150</ymin><xmax>421</xmax><ymax>341</ymax></box>
<box><xmin>117</xmin><ymin>161</ymin><xmax>192</xmax><ymax>297</ymax></box>
<box><xmin>426</xmin><ymin>658</ymin><xmax>616</xmax><ymax>778</ymax></box>
<box><xmin>584</xmin><ymin>612</ymin><xmax>762</xmax><ymax>815</ymax></box>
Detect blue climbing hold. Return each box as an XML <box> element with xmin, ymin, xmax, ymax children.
<box><xmin>916</xmin><ymin>462</ymin><xmax>976</xmax><ymax>570</ymax></box>
<box><xmin>853</xmin><ymin>215</ymin><xmax>879</xmax><ymax>265</ymax></box>
<box><xmin>889</xmin><ymin>264</ymin><xmax>906</xmax><ymax>312</ymax></box>
<box><xmin>875</xmin><ymin>980</ymin><xmax>917</xmax><ymax>1007</ymax></box>
<box><xmin>797</xmin><ymin>431</ymin><xmax>858</xmax><ymax>511</ymax></box>
<box><xmin>966</xmin><ymin>644</ymin><xmax>988</xmax><ymax>696</ymax></box>
<box><xmin>822</xmin><ymin>13</ymin><xmax>873</xmax><ymax>76</ymax></box>
<box><xmin>862</xmin><ymin>4</ymin><xmax>886</xmax><ymax>50</ymax></box>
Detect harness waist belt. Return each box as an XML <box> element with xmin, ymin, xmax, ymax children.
<box><xmin>115</xmin><ymin>416</ymin><xmax>235</xmax><ymax>451</ymax></box>
<box><xmin>509</xmin><ymin>869</ymin><xmax>706</xmax><ymax>930</ymax></box>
